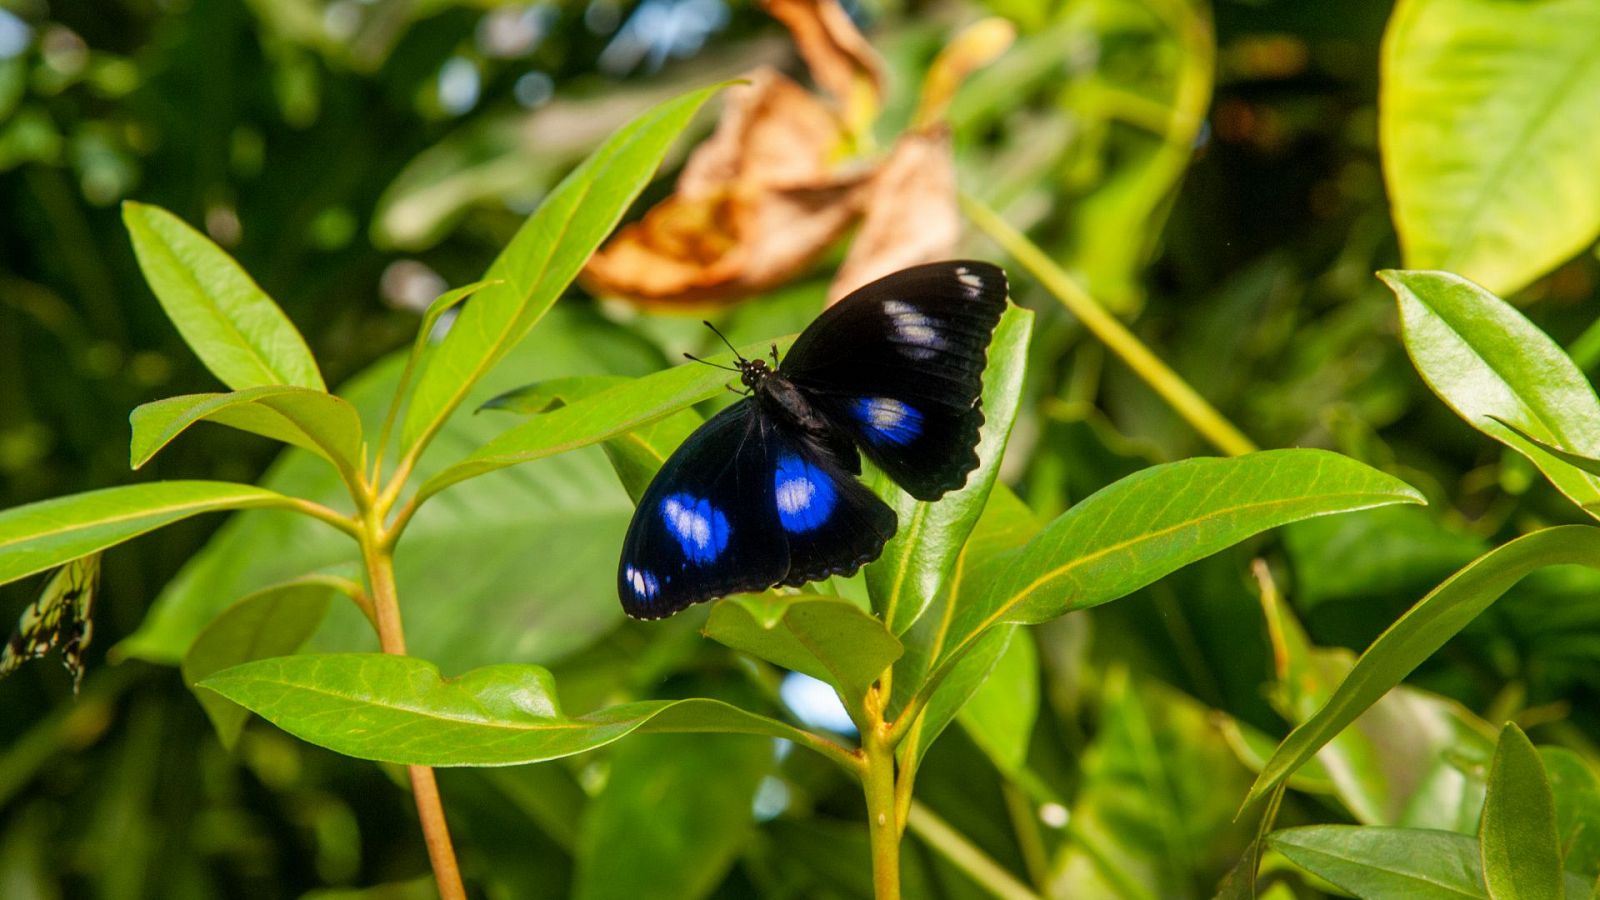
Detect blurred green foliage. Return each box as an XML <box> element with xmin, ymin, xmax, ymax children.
<box><xmin>5</xmin><ymin>0</ymin><xmax>1600</xmax><ymax>897</ymax></box>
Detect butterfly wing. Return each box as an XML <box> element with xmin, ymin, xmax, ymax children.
<box><xmin>617</xmin><ymin>399</ymin><xmax>898</xmax><ymax>618</ymax></box>
<box><xmin>779</xmin><ymin>260</ymin><xmax>1008</xmax><ymax>501</ymax></box>
<box><xmin>618</xmin><ymin>400</ymin><xmax>788</xmax><ymax>619</ymax></box>
<box><xmin>1</xmin><ymin>553</ymin><xmax>100</xmax><ymax>691</ymax></box>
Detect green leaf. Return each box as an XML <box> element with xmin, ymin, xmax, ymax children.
<box><xmin>0</xmin><ymin>482</ymin><xmax>299</xmax><ymax>587</ymax></box>
<box><xmin>1380</xmin><ymin>0</ymin><xmax>1600</xmax><ymax>295</ymax></box>
<box><xmin>120</xmin><ymin>306</ymin><xmax>661</xmax><ymax>669</ymax></box>
<box><xmin>1381</xmin><ymin>269</ymin><xmax>1600</xmax><ymax>515</ymax></box>
<box><xmin>198</xmin><ymin>653</ymin><xmax>825</xmax><ymax>766</ymax></box>
<box><xmin>573</xmin><ymin>732</ymin><xmax>771</xmax><ymax>900</ymax></box>
<box><xmin>600</xmin><ymin>410</ymin><xmax>703</xmax><ymax>504</ymax></box>
<box><xmin>130</xmin><ymin>386</ymin><xmax>363</xmax><ymax>484</ymax></box>
<box><xmin>122</xmin><ymin>201</ymin><xmax>324</xmax><ymax>391</ymax></box>
<box><xmin>1492</xmin><ymin>418</ymin><xmax>1600</xmax><ymax>483</ymax></box>
<box><xmin>376</xmin><ymin>278</ymin><xmax>501</xmax><ymax>455</ymax></box>
<box><xmin>705</xmin><ymin>592</ymin><xmax>902</xmax><ymax>712</ymax></box>
<box><xmin>867</xmin><ymin>306</ymin><xmax>1033</xmax><ymax>634</ymax></box>
<box><xmin>956</xmin><ymin>625</ymin><xmax>1037</xmax><ymax>775</ymax></box>
<box><xmin>1481</xmin><ymin>724</ymin><xmax>1563</xmax><ymax>900</ymax></box>
<box><xmin>1247</xmin><ymin>525</ymin><xmax>1600</xmax><ymax>807</ymax></box>
<box><xmin>940</xmin><ymin>450</ymin><xmax>1424</xmax><ymax>670</ymax></box>
<box><xmin>181</xmin><ymin>579</ymin><xmax>337</xmax><ymax>749</ymax></box>
<box><xmin>400</xmin><ymin>84</ymin><xmax>722</xmax><ymax>453</ymax></box>
<box><xmin>1542</xmin><ymin>748</ymin><xmax>1600</xmax><ymax>882</ymax></box>
<box><xmin>418</xmin><ymin>336</ymin><xmax>787</xmax><ymax>501</ymax></box>
<box><xmin>1270</xmin><ymin>825</ymin><xmax>1488</xmax><ymax>899</ymax></box>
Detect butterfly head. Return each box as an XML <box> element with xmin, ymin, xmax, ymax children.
<box><xmin>738</xmin><ymin>357</ymin><xmax>772</xmax><ymax>388</ymax></box>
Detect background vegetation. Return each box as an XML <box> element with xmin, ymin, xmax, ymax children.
<box><xmin>4</xmin><ymin>0</ymin><xmax>1600</xmax><ymax>897</ymax></box>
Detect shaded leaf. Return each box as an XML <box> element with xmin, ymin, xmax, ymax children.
<box><xmin>1382</xmin><ymin>269</ymin><xmax>1600</xmax><ymax>515</ymax></box>
<box><xmin>574</xmin><ymin>732</ymin><xmax>771</xmax><ymax>900</ymax></box>
<box><xmin>402</xmin><ymin>84</ymin><xmax>723</xmax><ymax>451</ymax></box>
<box><xmin>181</xmin><ymin>579</ymin><xmax>337</xmax><ymax>749</ymax></box>
<box><xmin>867</xmin><ymin>306</ymin><xmax>1032</xmax><ymax>634</ymax></box>
<box><xmin>478</xmin><ymin>376</ymin><xmax>630</xmax><ymax>415</ymax></box>
<box><xmin>1381</xmin><ymin>0</ymin><xmax>1600</xmax><ymax>294</ymax></box>
<box><xmin>199</xmin><ymin>653</ymin><xmax>827</xmax><ymax>766</ymax></box>
<box><xmin>706</xmin><ymin>592</ymin><xmax>901</xmax><ymax>711</ymax></box>
<box><xmin>1270</xmin><ymin>825</ymin><xmax>1486</xmax><ymax>899</ymax></box>
<box><xmin>1248</xmin><ymin>525</ymin><xmax>1600</xmax><ymax>807</ymax></box>
<box><xmin>1542</xmin><ymin>748</ymin><xmax>1600</xmax><ymax>882</ymax></box>
<box><xmin>956</xmin><ymin>625</ymin><xmax>1037</xmax><ymax>775</ymax></box>
<box><xmin>122</xmin><ymin>201</ymin><xmax>323</xmax><ymax>391</ymax></box>
<box><xmin>0</xmin><ymin>482</ymin><xmax>299</xmax><ymax>588</ymax></box>
<box><xmin>1480</xmin><ymin>724</ymin><xmax>1563</xmax><ymax>900</ymax></box>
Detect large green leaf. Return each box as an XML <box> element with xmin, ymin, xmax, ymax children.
<box><xmin>0</xmin><ymin>482</ymin><xmax>299</xmax><ymax>587</ymax></box>
<box><xmin>181</xmin><ymin>579</ymin><xmax>338</xmax><ymax>749</ymax></box>
<box><xmin>417</xmin><ymin>336</ymin><xmax>787</xmax><ymax>501</ymax></box>
<box><xmin>705</xmin><ymin>592</ymin><xmax>901</xmax><ymax>712</ymax></box>
<box><xmin>120</xmin><ymin>305</ymin><xmax>662</xmax><ymax>669</ymax></box>
<box><xmin>198</xmin><ymin>653</ymin><xmax>823</xmax><ymax>766</ymax></box>
<box><xmin>130</xmin><ymin>386</ymin><xmax>364</xmax><ymax>485</ymax></box>
<box><xmin>122</xmin><ymin>201</ymin><xmax>324</xmax><ymax>391</ymax></box>
<box><xmin>573</xmin><ymin>732</ymin><xmax>771</xmax><ymax>900</ymax></box>
<box><xmin>1380</xmin><ymin>0</ymin><xmax>1600</xmax><ymax>294</ymax></box>
<box><xmin>400</xmin><ymin>85</ymin><xmax>722</xmax><ymax>453</ymax></box>
<box><xmin>867</xmin><ymin>306</ymin><xmax>1033</xmax><ymax>635</ymax></box>
<box><xmin>956</xmin><ymin>625</ymin><xmax>1037</xmax><ymax>775</ymax></box>
<box><xmin>938</xmin><ymin>450</ymin><xmax>1424</xmax><ymax>671</ymax></box>
<box><xmin>1480</xmin><ymin>724</ymin><xmax>1563</xmax><ymax>900</ymax></box>
<box><xmin>1382</xmin><ymin>269</ymin><xmax>1600</xmax><ymax>514</ymax></box>
<box><xmin>1247</xmin><ymin>525</ymin><xmax>1600</xmax><ymax>807</ymax></box>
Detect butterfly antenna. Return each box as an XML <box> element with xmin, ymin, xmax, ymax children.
<box><xmin>683</xmin><ymin>353</ymin><xmax>740</xmax><ymax>372</ymax></box>
<box><xmin>701</xmin><ymin>320</ymin><xmax>746</xmax><ymax>362</ymax></box>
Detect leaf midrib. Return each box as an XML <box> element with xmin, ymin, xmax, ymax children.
<box><xmin>0</xmin><ymin>489</ymin><xmax>280</xmax><ymax>553</ymax></box>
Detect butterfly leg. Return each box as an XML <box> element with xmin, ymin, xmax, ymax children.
<box><xmin>770</xmin><ymin>344</ymin><xmax>780</xmax><ymax>367</ymax></box>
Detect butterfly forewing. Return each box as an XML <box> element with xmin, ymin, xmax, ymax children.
<box><xmin>780</xmin><ymin>261</ymin><xmax>1008</xmax><ymax>500</ymax></box>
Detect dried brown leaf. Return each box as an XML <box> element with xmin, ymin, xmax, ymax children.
<box><xmin>828</xmin><ymin>126</ymin><xmax>959</xmax><ymax>302</ymax></box>
<box><xmin>763</xmin><ymin>0</ymin><xmax>884</xmax><ymax>111</ymax></box>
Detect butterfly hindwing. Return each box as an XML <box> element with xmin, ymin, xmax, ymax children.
<box><xmin>780</xmin><ymin>261</ymin><xmax>1008</xmax><ymax>500</ymax></box>
<box><xmin>618</xmin><ymin>401</ymin><xmax>787</xmax><ymax>619</ymax></box>
<box><xmin>767</xmin><ymin>424</ymin><xmax>897</xmax><ymax>588</ymax></box>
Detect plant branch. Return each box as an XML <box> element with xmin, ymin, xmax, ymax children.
<box><xmin>906</xmin><ymin>801</ymin><xmax>1041</xmax><ymax>900</ymax></box>
<box><xmin>277</xmin><ymin>497</ymin><xmax>360</xmax><ymax>538</ymax></box>
<box><xmin>862</xmin><ymin>715</ymin><xmax>902</xmax><ymax>900</ymax></box>
<box><xmin>361</xmin><ymin>531</ymin><xmax>467</xmax><ymax>900</ymax></box>
<box><xmin>960</xmin><ymin>193</ymin><xmax>1257</xmax><ymax>457</ymax></box>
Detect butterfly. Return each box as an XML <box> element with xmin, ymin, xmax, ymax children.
<box><xmin>618</xmin><ymin>260</ymin><xmax>1009</xmax><ymax>619</ymax></box>
<box><xmin>1</xmin><ymin>553</ymin><xmax>101</xmax><ymax>692</ymax></box>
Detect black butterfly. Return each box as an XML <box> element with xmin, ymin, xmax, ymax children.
<box><xmin>1</xmin><ymin>553</ymin><xmax>101</xmax><ymax>692</ymax></box>
<box><xmin>617</xmin><ymin>261</ymin><xmax>1009</xmax><ymax>619</ymax></box>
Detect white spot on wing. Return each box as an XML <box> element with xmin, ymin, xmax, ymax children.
<box><xmin>957</xmin><ymin>270</ymin><xmax>983</xmax><ymax>288</ymax></box>
<box><xmin>882</xmin><ymin>300</ymin><xmax>946</xmax><ymax>359</ymax></box>
<box><xmin>664</xmin><ymin>497</ymin><xmax>711</xmax><ymax>548</ymax></box>
<box><xmin>776</xmin><ymin>476</ymin><xmax>816</xmax><ymax>514</ymax></box>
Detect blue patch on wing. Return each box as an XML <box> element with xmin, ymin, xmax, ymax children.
<box><xmin>774</xmin><ymin>455</ymin><xmax>837</xmax><ymax>533</ymax></box>
<box><xmin>624</xmin><ymin>565</ymin><xmax>660</xmax><ymax>601</ymax></box>
<box><xmin>660</xmin><ymin>494</ymin><xmax>731</xmax><ymax>563</ymax></box>
<box><xmin>851</xmin><ymin>397</ymin><xmax>923</xmax><ymax>446</ymax></box>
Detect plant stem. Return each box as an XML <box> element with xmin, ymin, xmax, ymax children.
<box><xmin>862</xmin><ymin>719</ymin><xmax>902</xmax><ymax>900</ymax></box>
<box><xmin>361</xmin><ymin>536</ymin><xmax>467</xmax><ymax>900</ymax></box>
<box><xmin>906</xmin><ymin>802</ymin><xmax>1040</xmax><ymax>900</ymax></box>
<box><xmin>960</xmin><ymin>193</ymin><xmax>1257</xmax><ymax>457</ymax></box>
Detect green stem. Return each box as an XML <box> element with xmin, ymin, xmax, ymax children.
<box><xmin>863</xmin><ymin>721</ymin><xmax>902</xmax><ymax>900</ymax></box>
<box><xmin>906</xmin><ymin>802</ymin><xmax>1040</xmax><ymax>900</ymax></box>
<box><xmin>361</xmin><ymin>529</ymin><xmax>467</xmax><ymax>900</ymax></box>
<box><xmin>961</xmin><ymin>193</ymin><xmax>1257</xmax><ymax>457</ymax></box>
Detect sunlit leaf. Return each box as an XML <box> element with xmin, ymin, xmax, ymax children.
<box><xmin>1480</xmin><ymin>724</ymin><xmax>1562</xmax><ymax>900</ymax></box>
<box><xmin>401</xmin><ymin>85</ymin><xmax>724</xmax><ymax>452</ymax></box>
<box><xmin>130</xmin><ymin>386</ymin><xmax>364</xmax><ymax>485</ymax></box>
<box><xmin>867</xmin><ymin>306</ymin><xmax>1031</xmax><ymax>634</ymax></box>
<box><xmin>1270</xmin><ymin>826</ymin><xmax>1486</xmax><ymax>899</ymax></box>
<box><xmin>122</xmin><ymin>201</ymin><xmax>324</xmax><ymax>391</ymax></box>
<box><xmin>1382</xmin><ymin>269</ymin><xmax>1600</xmax><ymax>515</ymax></box>
<box><xmin>199</xmin><ymin>653</ymin><xmax>827</xmax><ymax>766</ymax></box>
<box><xmin>938</xmin><ymin>450</ymin><xmax>1424</xmax><ymax>671</ymax></box>
<box><xmin>1381</xmin><ymin>0</ymin><xmax>1600</xmax><ymax>294</ymax></box>
<box><xmin>0</xmin><ymin>482</ymin><xmax>301</xmax><ymax>588</ymax></box>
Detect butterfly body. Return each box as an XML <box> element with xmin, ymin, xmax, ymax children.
<box><xmin>619</xmin><ymin>261</ymin><xmax>1009</xmax><ymax>619</ymax></box>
